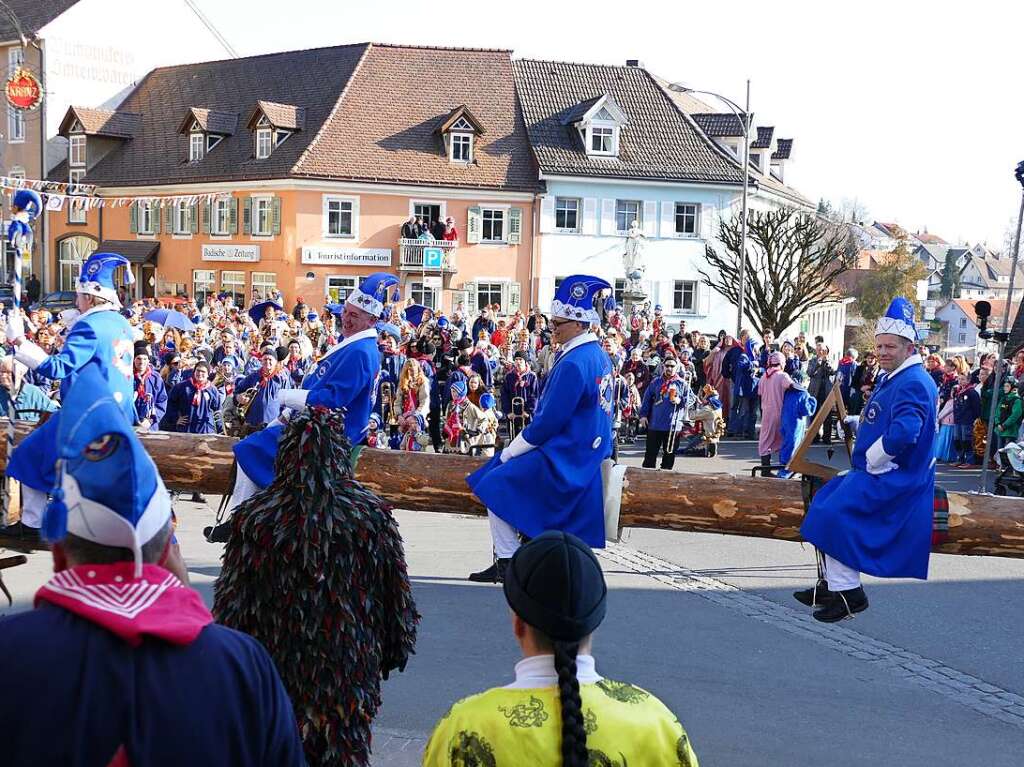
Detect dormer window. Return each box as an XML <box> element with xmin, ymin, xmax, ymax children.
<box><xmin>749</xmin><ymin>152</ymin><xmax>761</xmax><ymax>170</ymax></box>
<box><xmin>437</xmin><ymin>107</ymin><xmax>484</xmax><ymax>165</ymax></box>
<box><xmin>590</xmin><ymin>125</ymin><xmax>614</xmax><ymax>154</ymax></box>
<box><xmin>69</xmin><ymin>134</ymin><xmax>86</xmax><ymax>166</ymax></box>
<box><xmin>189</xmin><ymin>131</ymin><xmax>205</xmax><ymax>162</ymax></box>
<box><xmin>563</xmin><ymin>94</ymin><xmax>627</xmax><ymax>159</ymax></box>
<box><xmin>256</xmin><ymin>125</ymin><xmax>273</xmax><ymax>159</ymax></box>
<box><xmin>177</xmin><ymin>108</ymin><xmax>236</xmax><ymax>162</ymax></box>
<box><xmin>451</xmin><ymin>132</ymin><xmax>472</xmax><ymax>162</ymax></box>
<box><xmin>247</xmin><ymin>101</ymin><xmax>304</xmax><ymax>160</ymax></box>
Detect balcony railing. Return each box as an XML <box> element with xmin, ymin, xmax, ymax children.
<box><xmin>398</xmin><ymin>238</ymin><xmax>458</xmax><ymax>272</ymax></box>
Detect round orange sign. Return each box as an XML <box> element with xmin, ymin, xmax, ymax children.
<box><xmin>6</xmin><ymin>68</ymin><xmax>41</xmax><ymax>111</ymax></box>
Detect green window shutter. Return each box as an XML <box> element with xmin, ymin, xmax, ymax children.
<box><xmin>508</xmin><ymin>282</ymin><xmax>522</xmax><ymax>313</ymax></box>
<box><xmin>508</xmin><ymin>207</ymin><xmax>522</xmax><ymax>244</ymax></box>
<box><xmin>465</xmin><ymin>282</ymin><xmax>478</xmax><ymax>314</ymax></box>
<box><xmin>190</xmin><ymin>201</ymin><xmax>199</xmax><ymax>233</ymax></box>
<box><xmin>129</xmin><ymin>201</ymin><xmax>138</xmax><ymax>234</ymax></box>
<box><xmin>242</xmin><ymin>198</ymin><xmax>252</xmax><ymax>235</ymax></box>
<box><xmin>154</xmin><ymin>202</ymin><xmax>164</xmax><ymax>234</ymax></box>
<box><xmin>201</xmin><ymin>200</ymin><xmax>211</xmax><ymax>234</ymax></box>
<box><xmin>272</xmin><ymin>196</ymin><xmax>282</xmax><ymax>235</ymax></box>
<box><xmin>466</xmin><ymin>206</ymin><xmax>481</xmax><ymax>244</ymax></box>
<box><xmin>229</xmin><ymin>198</ymin><xmax>238</xmax><ymax>233</ymax></box>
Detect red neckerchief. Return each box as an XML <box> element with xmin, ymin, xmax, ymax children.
<box><xmin>660</xmin><ymin>373</ymin><xmax>682</xmax><ymax>397</ymax></box>
<box><xmin>514</xmin><ymin>368</ymin><xmax>531</xmax><ymax>391</ymax></box>
<box><xmin>258</xmin><ymin>367</ymin><xmax>277</xmax><ymax>388</ymax></box>
<box><xmin>286</xmin><ymin>355</ymin><xmax>301</xmax><ymax>372</ymax></box>
<box><xmin>191</xmin><ymin>376</ymin><xmax>209</xmax><ymax>407</ymax></box>
<box><xmin>135</xmin><ymin>367</ymin><xmax>153</xmax><ymax>403</ymax></box>
<box><xmin>840</xmin><ymin>355</ymin><xmax>855</xmax><ymax>366</ymax></box>
<box><xmin>35</xmin><ymin>563</ymin><xmax>212</xmax><ymax>647</ymax></box>
<box><xmin>954</xmin><ymin>382</ymin><xmax>973</xmax><ymax>399</ymax></box>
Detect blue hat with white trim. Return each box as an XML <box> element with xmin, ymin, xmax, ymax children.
<box><xmin>875</xmin><ymin>296</ymin><xmax>917</xmax><ymax>341</ymax></box>
<box><xmin>376</xmin><ymin>322</ymin><xmax>402</xmax><ymax>341</ymax></box>
<box><xmin>43</xmin><ymin>363</ymin><xmax>171</xmax><ymax>577</ymax></box>
<box><xmin>551</xmin><ymin>274</ymin><xmax>611</xmax><ymax>324</ymax></box>
<box><xmin>12</xmin><ymin>189</ymin><xmax>42</xmax><ymax>217</ymax></box>
<box><xmin>347</xmin><ymin>272</ymin><xmax>399</xmax><ymax>319</ymax></box>
<box><xmin>78</xmin><ymin>252</ymin><xmax>133</xmax><ymax>307</ymax></box>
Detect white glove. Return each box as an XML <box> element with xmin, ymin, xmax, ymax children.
<box><xmin>5</xmin><ymin>310</ymin><xmax>23</xmax><ymax>342</ymax></box>
<box><xmin>59</xmin><ymin>308</ymin><xmax>80</xmax><ymax>326</ymax></box>
<box><xmin>278</xmin><ymin>389</ymin><xmax>309</xmax><ymax>411</ymax></box>
<box><xmin>865</xmin><ymin>436</ymin><xmax>898</xmax><ymax>476</ymax></box>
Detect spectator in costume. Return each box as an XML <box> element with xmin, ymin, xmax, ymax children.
<box><xmin>133</xmin><ymin>341</ymin><xmax>167</xmax><ymax>431</ymax></box>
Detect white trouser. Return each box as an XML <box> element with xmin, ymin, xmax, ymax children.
<box><xmin>227</xmin><ymin>467</ymin><xmax>262</xmax><ymax>514</ymax></box>
<box><xmin>21</xmin><ymin>486</ymin><xmax>47</xmax><ymax>528</ymax></box>
<box><xmin>488</xmin><ymin>510</ymin><xmax>520</xmax><ymax>559</ymax></box>
<box><xmin>824</xmin><ymin>553</ymin><xmax>861</xmax><ymax>592</ymax></box>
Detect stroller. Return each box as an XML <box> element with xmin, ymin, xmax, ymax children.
<box><xmin>994</xmin><ymin>441</ymin><xmax>1024</xmax><ymax>497</ymax></box>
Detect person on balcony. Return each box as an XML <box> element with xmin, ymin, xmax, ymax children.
<box><xmin>430</xmin><ymin>216</ymin><xmax>446</xmax><ymax>240</ymax></box>
<box><xmin>442</xmin><ymin>216</ymin><xmax>459</xmax><ymax>242</ymax></box>
<box><xmin>401</xmin><ymin>215</ymin><xmax>418</xmax><ymax>240</ymax></box>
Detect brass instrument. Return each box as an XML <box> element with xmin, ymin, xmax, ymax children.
<box><xmin>236</xmin><ymin>385</ymin><xmax>260</xmax><ymax>420</ymax></box>
<box><xmin>379</xmin><ymin>381</ymin><xmax>397</xmax><ymax>435</ymax></box>
<box><xmin>508</xmin><ymin>395</ymin><xmax>529</xmax><ymax>441</ymax></box>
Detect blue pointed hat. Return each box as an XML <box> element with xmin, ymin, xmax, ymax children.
<box><xmin>347</xmin><ymin>272</ymin><xmax>399</xmax><ymax>318</ymax></box>
<box><xmin>43</xmin><ymin>363</ymin><xmax>172</xmax><ymax>577</ymax></box>
<box><xmin>875</xmin><ymin>296</ymin><xmax>917</xmax><ymax>341</ymax></box>
<box><xmin>450</xmin><ymin>379</ymin><xmax>467</xmax><ymax>399</ymax></box>
<box><xmin>551</xmin><ymin>274</ymin><xmax>612</xmax><ymax>324</ymax></box>
<box><xmin>325</xmin><ymin>302</ymin><xmax>344</xmax><ymax>317</ymax></box>
<box><xmin>404</xmin><ymin>304</ymin><xmax>432</xmax><ymax>328</ymax></box>
<box><xmin>78</xmin><ymin>252</ymin><xmax>133</xmax><ymax>307</ymax></box>
<box><xmin>376</xmin><ymin>322</ymin><xmax>402</xmax><ymax>341</ymax></box>
<box><xmin>12</xmin><ymin>189</ymin><xmax>42</xmax><ymax>218</ymax></box>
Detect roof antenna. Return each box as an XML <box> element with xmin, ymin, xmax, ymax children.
<box><xmin>183</xmin><ymin>0</ymin><xmax>239</xmax><ymax>59</ymax></box>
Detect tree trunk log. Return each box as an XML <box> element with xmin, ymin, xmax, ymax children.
<box><xmin>3</xmin><ymin>421</ymin><xmax>1023</xmax><ymax>559</ymax></box>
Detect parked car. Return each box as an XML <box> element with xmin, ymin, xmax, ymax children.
<box><xmin>31</xmin><ymin>291</ymin><xmax>78</xmax><ymax>313</ymax></box>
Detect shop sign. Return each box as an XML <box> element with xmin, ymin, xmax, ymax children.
<box><xmin>301</xmin><ymin>246</ymin><xmax>392</xmax><ymax>266</ymax></box>
<box><xmin>6</xmin><ymin>68</ymin><xmax>41</xmax><ymax>111</ymax></box>
<box><xmin>202</xmin><ymin>244</ymin><xmax>260</xmax><ymax>262</ymax></box>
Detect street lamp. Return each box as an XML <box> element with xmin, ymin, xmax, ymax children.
<box><xmin>674</xmin><ymin>80</ymin><xmax>751</xmax><ymax>337</ymax></box>
<box><xmin>978</xmin><ymin>160</ymin><xmax>1024</xmax><ymax>493</ymax></box>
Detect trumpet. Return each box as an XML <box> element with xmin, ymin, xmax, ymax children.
<box><xmin>236</xmin><ymin>385</ymin><xmax>260</xmax><ymax>420</ymax></box>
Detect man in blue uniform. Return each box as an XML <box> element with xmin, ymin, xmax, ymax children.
<box><xmin>2</xmin><ymin>252</ymin><xmax>135</xmax><ymax>544</ymax></box>
<box><xmin>501</xmin><ymin>351</ymin><xmax>539</xmax><ymax>436</ymax></box>
<box><xmin>640</xmin><ymin>355</ymin><xmax>689</xmax><ymax>470</ymax></box>
<box><xmin>133</xmin><ymin>341</ymin><xmax>167</xmax><ymax>431</ymax></box>
<box><xmin>168</xmin><ymin>361</ymin><xmax>223</xmax><ymax>434</ymax></box>
<box><xmin>234</xmin><ymin>347</ymin><xmax>290</xmax><ymax>431</ymax></box>
<box><xmin>0</xmin><ymin>364</ymin><xmax>304</xmax><ymax>766</ymax></box>
<box><xmin>797</xmin><ymin>297</ymin><xmax>937</xmax><ymax>622</ymax></box>
<box><xmin>207</xmin><ymin>273</ymin><xmax>398</xmax><ymax>542</ymax></box>
<box><xmin>467</xmin><ymin>275</ymin><xmax>614</xmax><ymax>583</ymax></box>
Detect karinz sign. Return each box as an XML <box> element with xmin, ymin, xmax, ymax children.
<box><xmin>6</xmin><ymin>68</ymin><xmax>41</xmax><ymax>111</ymax></box>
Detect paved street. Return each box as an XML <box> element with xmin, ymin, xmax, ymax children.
<box><xmin>2</xmin><ymin>441</ymin><xmax>1022</xmax><ymax>766</ymax></box>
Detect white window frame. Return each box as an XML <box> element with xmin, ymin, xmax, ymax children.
<box><xmin>959</xmin><ymin>317</ymin><xmax>967</xmax><ymax>328</ymax></box>
<box><xmin>673</xmin><ymin>280</ymin><xmax>697</xmax><ymax>313</ymax></box>
<box><xmin>480</xmin><ymin>207</ymin><xmax>507</xmax><ymax>243</ymax></box>
<box><xmin>326</xmin><ymin>275</ymin><xmax>359</xmax><ymax>303</ymax></box>
<box><xmin>221</xmin><ymin>270</ymin><xmax>246</xmax><ymax>303</ymax></box>
<box><xmin>450</xmin><ymin>131</ymin><xmax>473</xmax><ymax>163</ymax></box>
<box><xmin>68</xmin><ymin>169</ymin><xmax>87</xmax><ymax>224</ymax></box>
<box><xmin>409</xmin><ymin>280</ymin><xmax>439</xmax><ymax>310</ymax></box>
<box><xmin>211</xmin><ymin>196</ymin><xmax>231</xmax><ymax>237</ymax></box>
<box><xmin>615</xmin><ymin>199</ymin><xmax>641</xmax><ymax>233</ymax></box>
<box><xmin>586</xmin><ymin>121</ymin><xmax>617</xmax><ymax>156</ymax></box>
<box><xmin>193</xmin><ymin>269</ymin><xmax>217</xmax><ymax>304</ymax></box>
<box><xmin>251</xmin><ymin>195</ymin><xmax>273</xmax><ymax>237</ymax></box>
<box><xmin>251</xmin><ymin>272</ymin><xmax>277</xmax><ymax>301</ymax></box>
<box><xmin>69</xmin><ymin>134</ymin><xmax>86</xmax><ymax>166</ymax></box>
<box><xmin>137</xmin><ymin>200</ymin><xmax>156</xmax><ymax>235</ymax></box>
<box><xmin>8</xmin><ymin>106</ymin><xmax>24</xmax><ymax>143</ymax></box>
<box><xmin>8</xmin><ymin>166</ymin><xmax>23</xmax><ymax>180</ymax></box>
<box><xmin>189</xmin><ymin>132</ymin><xmax>205</xmax><ymax>162</ymax></box>
<box><xmin>674</xmin><ymin>202</ymin><xmax>700</xmax><ymax>238</ymax></box>
<box><xmin>410</xmin><ymin>200</ymin><xmax>446</xmax><ymax>229</ymax></box>
<box><xmin>8</xmin><ymin>47</ymin><xmax>23</xmax><ymax>74</ymax></box>
<box><xmin>958</xmin><ymin>332</ymin><xmax>966</xmax><ymax>343</ymax></box>
<box><xmin>274</xmin><ymin>130</ymin><xmax>292</xmax><ymax>148</ymax></box>
<box><xmin>206</xmin><ymin>134</ymin><xmax>223</xmax><ymax>152</ymax></box>
<box><xmin>255</xmin><ymin>126</ymin><xmax>273</xmax><ymax>159</ymax></box>
<box><xmin>476</xmin><ymin>280</ymin><xmax>506</xmax><ymax>311</ymax></box>
<box><xmin>172</xmin><ymin>199</ymin><xmax>192</xmax><ymax>236</ymax></box>
<box><xmin>322</xmin><ymin>194</ymin><xmax>358</xmax><ymax>239</ymax></box>
<box><xmin>554</xmin><ymin>197</ymin><xmax>580</xmax><ymax>233</ymax></box>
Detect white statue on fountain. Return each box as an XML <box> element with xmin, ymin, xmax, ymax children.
<box><xmin>622</xmin><ymin>219</ymin><xmax>647</xmax><ymax>294</ymax></box>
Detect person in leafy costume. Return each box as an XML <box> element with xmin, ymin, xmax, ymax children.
<box><xmin>213</xmin><ymin>406</ymin><xmax>419</xmax><ymax>767</ymax></box>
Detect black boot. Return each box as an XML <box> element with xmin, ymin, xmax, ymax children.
<box><xmin>760</xmin><ymin>454</ymin><xmax>774</xmax><ymax>477</ymax></box>
<box><xmin>707</xmin><ymin>442</ymin><xmax>717</xmax><ymax>458</ymax></box>
<box><xmin>813</xmin><ymin>586</ymin><xmax>869</xmax><ymax>622</ymax></box>
<box><xmin>468</xmin><ymin>558</ymin><xmax>510</xmax><ymax>584</ymax></box>
<box><xmin>203</xmin><ymin>520</ymin><xmax>233</xmax><ymax>543</ymax></box>
<box><xmin>0</xmin><ymin>521</ymin><xmax>42</xmax><ymax>547</ymax></box>
<box><xmin>793</xmin><ymin>579</ymin><xmax>835</xmax><ymax>608</ymax></box>
<box><xmin>190</xmin><ymin>492</ymin><xmax>206</xmax><ymax>504</ymax></box>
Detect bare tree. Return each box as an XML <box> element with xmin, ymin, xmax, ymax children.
<box><xmin>699</xmin><ymin>208</ymin><xmax>856</xmax><ymax>337</ymax></box>
<box><xmin>837</xmin><ymin>197</ymin><xmax>870</xmax><ymax>225</ymax></box>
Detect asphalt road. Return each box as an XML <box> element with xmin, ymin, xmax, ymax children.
<box><xmin>2</xmin><ymin>439</ymin><xmax>1022</xmax><ymax>766</ymax></box>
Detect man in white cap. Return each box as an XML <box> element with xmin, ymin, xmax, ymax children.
<box><xmin>466</xmin><ymin>275</ymin><xmax>615</xmax><ymax>583</ymax></box>
<box><xmin>796</xmin><ymin>296</ymin><xmax>937</xmax><ymax>622</ymax></box>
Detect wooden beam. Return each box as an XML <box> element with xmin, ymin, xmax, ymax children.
<box><xmin>2</xmin><ymin>420</ymin><xmax>1023</xmax><ymax>559</ymax></box>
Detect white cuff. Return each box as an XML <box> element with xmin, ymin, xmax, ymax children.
<box><xmin>278</xmin><ymin>389</ymin><xmax>309</xmax><ymax>411</ymax></box>
<box><xmin>500</xmin><ymin>432</ymin><xmax>536</xmax><ymax>463</ymax></box>
<box><xmin>15</xmin><ymin>340</ymin><xmax>49</xmax><ymax>370</ymax></box>
<box><xmin>844</xmin><ymin>415</ymin><xmax>860</xmax><ymax>430</ymax></box>
<box><xmin>865</xmin><ymin>436</ymin><xmax>897</xmax><ymax>475</ymax></box>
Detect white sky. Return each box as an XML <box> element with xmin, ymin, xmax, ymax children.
<box><xmin>195</xmin><ymin>0</ymin><xmax>1023</xmax><ymax>249</ymax></box>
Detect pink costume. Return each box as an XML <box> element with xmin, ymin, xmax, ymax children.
<box><xmin>757</xmin><ymin>366</ymin><xmax>793</xmax><ymax>456</ymax></box>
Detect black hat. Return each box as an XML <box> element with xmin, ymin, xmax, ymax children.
<box><xmin>133</xmin><ymin>341</ymin><xmax>150</xmax><ymax>358</ymax></box>
<box><xmin>275</xmin><ymin>346</ymin><xmax>289</xmax><ymax>362</ymax></box>
<box><xmin>196</xmin><ymin>348</ymin><xmax>214</xmax><ymax>365</ymax></box>
<box><xmin>513</xmin><ymin>350</ymin><xmax>527</xmax><ymax>361</ymax></box>
<box><xmin>503</xmin><ymin>531</ymin><xmax>607</xmax><ymax>643</ymax></box>
<box><xmin>415</xmin><ymin>338</ymin><xmax>435</xmax><ymax>356</ymax></box>
<box><xmin>456</xmin><ymin>336</ymin><xmax>473</xmax><ymax>351</ymax></box>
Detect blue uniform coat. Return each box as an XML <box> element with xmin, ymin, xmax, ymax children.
<box><xmin>801</xmin><ymin>357</ymin><xmax>936</xmax><ymax>579</ymax></box>
<box><xmin>640</xmin><ymin>375</ymin><xmax>689</xmax><ymax>432</ymax></box>
<box><xmin>168</xmin><ymin>378</ymin><xmax>223</xmax><ymax>434</ymax></box>
<box><xmin>234</xmin><ymin>369</ymin><xmax>289</xmax><ymax>427</ymax></box>
<box><xmin>8</xmin><ymin>306</ymin><xmax>134</xmax><ymax>491</ymax></box>
<box><xmin>234</xmin><ymin>328</ymin><xmax>380</xmax><ymax>488</ymax></box>
<box><xmin>133</xmin><ymin>370</ymin><xmax>167</xmax><ymax>430</ymax></box>
<box><xmin>466</xmin><ymin>335</ymin><xmax>613</xmax><ymax>548</ymax></box>
<box><xmin>779</xmin><ymin>387</ymin><xmax>817</xmax><ymax>468</ymax></box>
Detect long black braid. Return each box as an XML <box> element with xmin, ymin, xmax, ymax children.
<box><xmin>553</xmin><ymin>639</ymin><xmax>589</xmax><ymax>767</ymax></box>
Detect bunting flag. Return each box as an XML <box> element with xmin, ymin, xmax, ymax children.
<box><xmin>0</xmin><ymin>175</ymin><xmax>227</xmax><ymax>212</ymax></box>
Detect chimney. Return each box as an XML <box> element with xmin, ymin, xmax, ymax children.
<box><xmin>625</xmin><ymin>59</ymin><xmax>643</xmax><ymax>67</ymax></box>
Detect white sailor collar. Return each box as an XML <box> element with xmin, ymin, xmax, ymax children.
<box><xmin>317</xmin><ymin>326</ymin><xmax>377</xmax><ymax>364</ymax></box>
<box><xmin>70</xmin><ymin>303</ymin><xmax>118</xmax><ymax>329</ymax></box>
<box><xmin>504</xmin><ymin>654</ymin><xmax>602</xmax><ymax>689</ymax></box>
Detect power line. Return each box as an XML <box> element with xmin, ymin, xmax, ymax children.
<box><xmin>183</xmin><ymin>0</ymin><xmax>238</xmax><ymax>59</ymax></box>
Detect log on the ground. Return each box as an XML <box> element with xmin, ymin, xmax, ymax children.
<box><xmin>2</xmin><ymin>421</ymin><xmax>1024</xmax><ymax>560</ymax></box>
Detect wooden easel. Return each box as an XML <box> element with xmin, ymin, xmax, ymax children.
<box><xmin>785</xmin><ymin>379</ymin><xmax>854</xmax><ymax>480</ymax></box>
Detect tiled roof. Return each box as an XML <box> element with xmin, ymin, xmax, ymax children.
<box><xmin>690</xmin><ymin>112</ymin><xmax>747</xmax><ymax>138</ymax></box>
<box><xmin>513</xmin><ymin>59</ymin><xmax>744</xmax><ymax>184</ymax></box>
<box><xmin>0</xmin><ymin>0</ymin><xmax>79</xmax><ymax>39</ymax></box>
<box><xmin>437</xmin><ymin>104</ymin><xmax>485</xmax><ymax>135</ymax></box>
<box><xmin>915</xmin><ymin>231</ymin><xmax>947</xmax><ymax>244</ymax></box>
<box><xmin>251</xmin><ymin>100</ymin><xmax>305</xmax><ymax>131</ymax></box>
<box><xmin>59</xmin><ymin>107</ymin><xmax>141</xmax><ymax>138</ymax></box>
<box><xmin>293</xmin><ymin>44</ymin><xmax>540</xmax><ymax>191</ymax></box>
<box><xmin>771</xmin><ymin>138</ymin><xmax>793</xmax><ymax>160</ymax></box>
<box><xmin>560</xmin><ymin>95</ymin><xmax>603</xmax><ymax>126</ymax></box>
<box><xmin>179</xmin><ymin>107</ymin><xmax>238</xmax><ymax>136</ymax></box>
<box><xmin>54</xmin><ymin>43</ymin><xmax>369</xmax><ymax>185</ymax></box>
<box><xmin>751</xmin><ymin>126</ymin><xmax>774</xmax><ymax>149</ymax></box>
<box><xmin>951</xmin><ymin>298</ymin><xmax>1019</xmax><ymax>332</ymax></box>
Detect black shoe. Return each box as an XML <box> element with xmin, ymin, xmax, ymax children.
<box><xmin>468</xmin><ymin>558</ymin><xmax>509</xmax><ymax>583</ymax></box>
<box><xmin>793</xmin><ymin>579</ymin><xmax>835</xmax><ymax>608</ymax></box>
<box><xmin>203</xmin><ymin>521</ymin><xmax>232</xmax><ymax>543</ymax></box>
<box><xmin>759</xmin><ymin>454</ymin><xmax>774</xmax><ymax>478</ymax></box>
<box><xmin>0</xmin><ymin>521</ymin><xmax>42</xmax><ymax>547</ymax></box>
<box><xmin>707</xmin><ymin>443</ymin><xmax>718</xmax><ymax>458</ymax></box>
<box><xmin>190</xmin><ymin>492</ymin><xmax>206</xmax><ymax>504</ymax></box>
<box><xmin>813</xmin><ymin>586</ymin><xmax>868</xmax><ymax>622</ymax></box>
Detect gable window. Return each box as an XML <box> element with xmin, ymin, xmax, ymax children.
<box><xmin>674</xmin><ymin>203</ymin><xmax>700</xmax><ymax>237</ymax></box>
<box><xmin>674</xmin><ymin>280</ymin><xmax>697</xmax><ymax>313</ymax></box>
<box><xmin>211</xmin><ymin>197</ymin><xmax>232</xmax><ymax>236</ymax></box>
<box><xmin>590</xmin><ymin>125</ymin><xmax>614</xmax><ymax>154</ymax></box>
<box><xmin>324</xmin><ymin>197</ymin><xmax>355</xmax><ymax>238</ymax></box>
<box><xmin>69</xmin><ymin>134</ymin><xmax>86</xmax><ymax>166</ymax></box>
<box><xmin>450</xmin><ymin>132</ymin><xmax>472</xmax><ymax>162</ymax></box>
<box><xmin>959</xmin><ymin>317</ymin><xmax>967</xmax><ymax>328</ymax></box>
<box><xmin>255</xmin><ymin>127</ymin><xmax>273</xmax><ymax>159</ymax></box>
<box><xmin>189</xmin><ymin>132</ymin><xmax>205</xmax><ymax>162</ymax></box>
<box><xmin>615</xmin><ymin>199</ymin><xmax>641</xmax><ymax>232</ymax></box>
<box><xmin>252</xmin><ymin>197</ymin><xmax>273</xmax><ymax>236</ymax></box>
<box><xmin>555</xmin><ymin>197</ymin><xmax>580</xmax><ymax>232</ymax></box>
<box><xmin>481</xmin><ymin>208</ymin><xmax>505</xmax><ymax>242</ymax></box>
<box><xmin>173</xmin><ymin>200</ymin><xmax>192</xmax><ymax>235</ymax></box>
